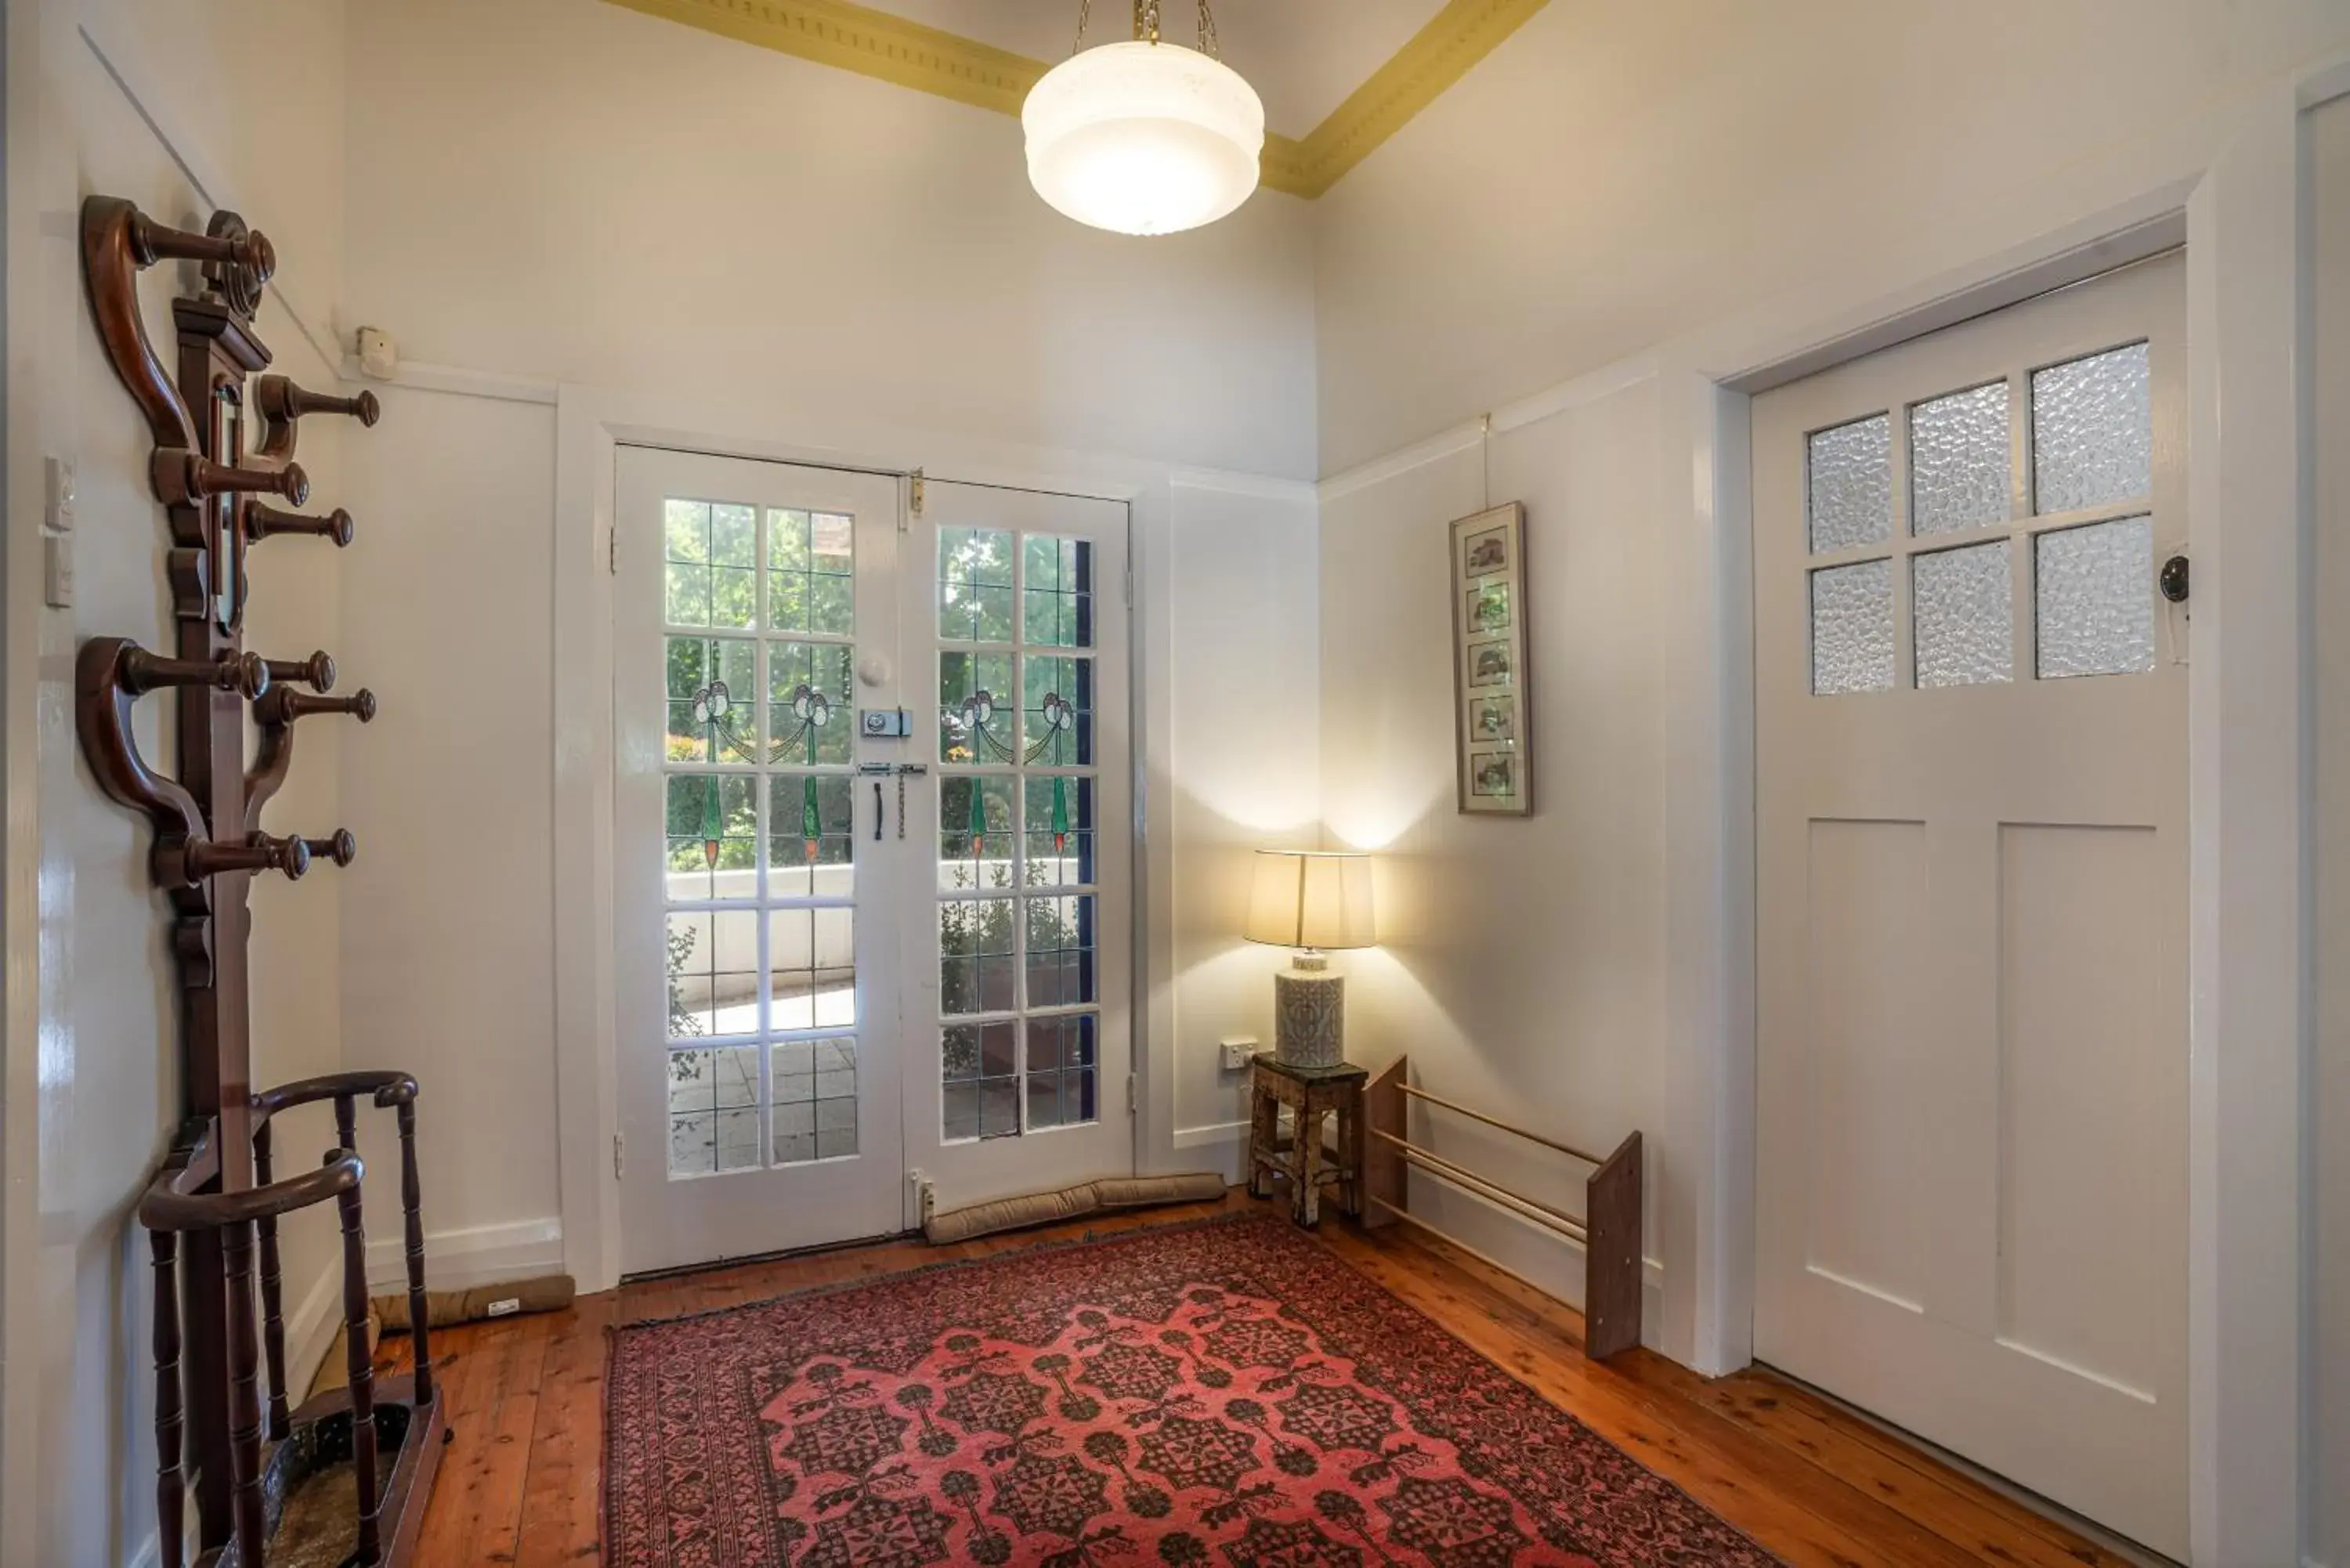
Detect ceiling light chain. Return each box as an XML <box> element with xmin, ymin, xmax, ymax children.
<box><xmin>1076</xmin><ymin>0</ymin><xmax>1220</xmax><ymax>60</ymax></box>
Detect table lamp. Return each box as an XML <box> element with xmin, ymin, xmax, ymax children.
<box><xmin>1244</xmin><ymin>849</ymin><xmax>1377</xmax><ymax>1068</ymax></box>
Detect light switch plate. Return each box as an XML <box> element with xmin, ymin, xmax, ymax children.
<box><xmin>43</xmin><ymin>533</ymin><xmax>73</xmax><ymax>609</ymax></box>
<box><xmin>45</xmin><ymin>457</ymin><xmax>75</xmax><ymax>531</ymax></box>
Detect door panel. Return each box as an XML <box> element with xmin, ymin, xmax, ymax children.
<box><xmin>1752</xmin><ymin>254</ymin><xmax>2187</xmax><ymax>1555</ymax></box>
<box><xmin>615</xmin><ymin>447</ymin><xmax>907</xmax><ymax>1274</ymax></box>
<box><xmin>898</xmin><ymin>482</ymin><xmax>1135</xmax><ymax>1208</ymax></box>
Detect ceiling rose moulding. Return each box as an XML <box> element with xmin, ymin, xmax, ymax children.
<box><xmin>600</xmin><ymin>0</ymin><xmax>1552</xmax><ymax>201</ymax></box>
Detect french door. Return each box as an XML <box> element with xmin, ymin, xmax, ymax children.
<box><xmin>1752</xmin><ymin>254</ymin><xmax>2187</xmax><ymax>1554</ymax></box>
<box><xmin>613</xmin><ymin>450</ymin><xmax>1133</xmax><ymax>1276</ymax></box>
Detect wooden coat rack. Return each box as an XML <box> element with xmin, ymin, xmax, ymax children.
<box><xmin>78</xmin><ymin>195</ymin><xmax>444</xmax><ymax>1567</ymax></box>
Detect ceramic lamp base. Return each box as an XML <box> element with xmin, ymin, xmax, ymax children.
<box><xmin>1273</xmin><ymin>957</ymin><xmax>1345</xmax><ymax>1068</ymax></box>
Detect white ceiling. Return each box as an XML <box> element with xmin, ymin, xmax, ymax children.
<box><xmin>862</xmin><ymin>1</ymin><xmax>1448</xmax><ymax>138</ymax></box>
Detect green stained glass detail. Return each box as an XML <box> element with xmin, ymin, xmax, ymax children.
<box><xmin>801</xmin><ymin>773</ymin><xmax>822</xmax><ymax>863</ymax></box>
<box><xmin>1051</xmin><ymin>775</ymin><xmax>1071</xmax><ymax>851</ymax></box>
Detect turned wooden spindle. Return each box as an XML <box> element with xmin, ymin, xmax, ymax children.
<box><xmin>334</xmin><ymin>1156</ymin><xmax>385</xmax><ymax>1568</ymax></box>
<box><xmin>301</xmin><ymin>829</ymin><xmax>360</xmax><ymax>869</ymax></box>
<box><xmin>244</xmin><ymin>499</ymin><xmax>355</xmax><ymax>548</ymax></box>
<box><xmin>150</xmin><ymin>1228</ymin><xmax>185</xmax><ymax>1568</ymax></box>
<box><xmin>252</xmin><ymin>1122</ymin><xmax>291</xmax><ymax>1443</ymax></box>
<box><xmin>388</xmin><ymin>1087</ymin><xmax>435</xmax><ymax>1408</ymax></box>
<box><xmin>255</xmin><ymin>685</ymin><xmax>376</xmax><ymax>728</ymax></box>
<box><xmin>127</xmin><ymin>210</ymin><xmax>275</xmax><ymax>286</ymax></box>
<box><xmin>255</xmin><ymin>376</ymin><xmax>381</xmax><ymax>429</ymax></box>
<box><xmin>260</xmin><ymin>649</ymin><xmax>336</xmax><ymax>692</ymax></box>
<box><xmin>120</xmin><ymin>648</ymin><xmax>269</xmax><ymax>701</ymax></box>
<box><xmin>152</xmin><ymin>449</ymin><xmax>309</xmax><ymax>509</ymax></box>
<box><xmin>222</xmin><ymin>1218</ymin><xmax>268</xmax><ymax>1565</ymax></box>
<box><xmin>170</xmin><ymin>833</ymin><xmax>311</xmax><ymax>884</ymax></box>
<box><xmin>334</xmin><ymin>1094</ymin><xmax>360</xmax><ymax>1160</ymax></box>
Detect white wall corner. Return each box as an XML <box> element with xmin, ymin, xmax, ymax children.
<box><xmin>283</xmin><ymin>1259</ymin><xmax>345</xmax><ymax>1412</ymax></box>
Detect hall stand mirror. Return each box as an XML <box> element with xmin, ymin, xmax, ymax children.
<box><xmin>78</xmin><ymin>195</ymin><xmax>445</xmax><ymax>1567</ymax></box>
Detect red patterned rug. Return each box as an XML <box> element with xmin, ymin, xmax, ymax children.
<box><xmin>605</xmin><ymin>1213</ymin><xmax>1775</xmax><ymax>1566</ymax></box>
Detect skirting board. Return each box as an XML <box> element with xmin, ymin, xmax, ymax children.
<box><xmin>367</xmin><ymin>1217</ymin><xmax>563</xmax><ymax>1293</ymax></box>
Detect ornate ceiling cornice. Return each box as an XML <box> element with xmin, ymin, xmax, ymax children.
<box><xmin>601</xmin><ymin>0</ymin><xmax>1550</xmax><ymax>200</ymax></box>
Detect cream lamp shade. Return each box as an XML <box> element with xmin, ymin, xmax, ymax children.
<box><xmin>1245</xmin><ymin>851</ymin><xmax>1377</xmax><ymax>952</ymax></box>
<box><xmin>1022</xmin><ymin>40</ymin><xmax>1265</xmax><ymax>237</ymax></box>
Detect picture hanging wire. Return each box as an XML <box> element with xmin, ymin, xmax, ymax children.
<box><xmin>1480</xmin><ymin>412</ymin><xmax>1493</xmax><ymax>511</ymax></box>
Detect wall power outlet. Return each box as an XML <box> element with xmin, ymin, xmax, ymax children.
<box><xmin>1219</xmin><ymin>1037</ymin><xmax>1259</xmax><ymax>1072</ymax></box>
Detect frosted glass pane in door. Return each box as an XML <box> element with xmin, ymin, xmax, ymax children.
<box><xmin>2035</xmin><ymin>517</ymin><xmax>2155</xmax><ymax>679</ymax></box>
<box><xmin>1807</xmin><ymin>415</ymin><xmax>1893</xmax><ymax>552</ymax></box>
<box><xmin>1913</xmin><ymin>541</ymin><xmax>2013</xmax><ymax>688</ymax></box>
<box><xmin>1810</xmin><ymin>559</ymin><xmax>1895</xmax><ymax>695</ymax></box>
<box><xmin>1910</xmin><ymin>383</ymin><xmax>2010</xmax><ymax>535</ymax></box>
<box><xmin>2032</xmin><ymin>344</ymin><xmax>2151</xmax><ymax>514</ymax></box>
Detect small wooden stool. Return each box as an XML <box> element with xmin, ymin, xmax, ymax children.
<box><xmin>1245</xmin><ymin>1057</ymin><xmax>1367</xmax><ymax>1227</ymax></box>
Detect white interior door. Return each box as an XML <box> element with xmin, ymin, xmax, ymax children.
<box><xmin>615</xmin><ymin>447</ymin><xmax>907</xmax><ymax>1274</ymax></box>
<box><xmin>1752</xmin><ymin>254</ymin><xmax>2188</xmax><ymax>1555</ymax></box>
<box><xmin>897</xmin><ymin>481</ymin><xmax>1134</xmax><ymax>1209</ymax></box>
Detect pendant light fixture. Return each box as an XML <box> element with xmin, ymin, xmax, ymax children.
<box><xmin>1024</xmin><ymin>0</ymin><xmax>1265</xmax><ymax>237</ymax></box>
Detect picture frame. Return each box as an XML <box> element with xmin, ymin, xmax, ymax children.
<box><xmin>1449</xmin><ymin>502</ymin><xmax>1531</xmax><ymax>815</ymax></box>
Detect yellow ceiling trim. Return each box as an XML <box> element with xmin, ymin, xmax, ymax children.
<box><xmin>601</xmin><ymin>0</ymin><xmax>1549</xmax><ymax>201</ymax></box>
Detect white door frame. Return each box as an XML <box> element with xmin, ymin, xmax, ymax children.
<box><xmin>1645</xmin><ymin>53</ymin><xmax>2350</xmax><ymax>1566</ymax></box>
<box><xmin>547</xmin><ymin>384</ymin><xmax>1300</xmax><ymax>1296</ymax></box>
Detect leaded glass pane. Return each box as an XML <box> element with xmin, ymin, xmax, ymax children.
<box><xmin>667</xmin><ymin>1046</ymin><xmax>764</xmax><ymax>1175</ymax></box>
<box><xmin>665</xmin><ymin>775</ymin><xmax>756</xmax><ymax>901</ymax></box>
<box><xmin>667</xmin><ymin>910</ymin><xmax>759</xmax><ymax>1039</ymax></box>
<box><xmin>939</xmin><ymin>898</ymin><xmax>1016</xmax><ymax>1016</ymax></box>
<box><xmin>667</xmin><ymin>636</ymin><xmax>757</xmax><ymax>764</ymax></box>
<box><xmin>1023</xmin><ymin>535</ymin><xmax>1094</xmax><ymax>649</ymax></box>
<box><xmin>938</xmin><ymin>651</ymin><xmax>1015</xmax><ymax>765</ymax></box>
<box><xmin>1912</xmin><ymin>541</ymin><xmax>2013</xmax><ymax>688</ymax></box>
<box><xmin>774</xmin><ymin>1037</ymin><xmax>857</xmax><ymax>1164</ymax></box>
<box><xmin>1022</xmin><ymin>656</ymin><xmax>1094</xmax><ymax>768</ymax></box>
<box><xmin>1810</xmin><ymin>558</ymin><xmax>1896</xmax><ymax>695</ymax></box>
<box><xmin>1025</xmin><ymin>1014</ymin><xmax>1098</xmax><ymax>1131</ymax></box>
<box><xmin>766</xmin><ymin>642</ymin><xmax>854</xmax><ymax>768</ymax></box>
<box><xmin>1023</xmin><ymin>777</ymin><xmax>1095</xmax><ymax>888</ymax></box>
<box><xmin>768</xmin><ymin>907</ymin><xmax>855</xmax><ymax>1030</ymax></box>
<box><xmin>1807</xmin><ymin>414</ymin><xmax>1893</xmax><ymax>553</ymax></box>
<box><xmin>1025</xmin><ymin>894</ymin><xmax>1097</xmax><ymax>1008</ymax></box>
<box><xmin>939</xmin><ymin>527</ymin><xmax>1014</xmax><ymax>642</ymax></box>
<box><xmin>663</xmin><ymin>500</ymin><xmax>756</xmax><ymax>630</ymax></box>
<box><xmin>767</xmin><ymin>774</ymin><xmax>854</xmax><ymax>898</ymax></box>
<box><xmin>768</xmin><ymin>508</ymin><xmax>855</xmax><ymax>637</ymax></box>
<box><xmin>2032</xmin><ymin>343</ymin><xmax>2152</xmax><ymax>515</ymax></box>
<box><xmin>1910</xmin><ymin>382</ymin><xmax>2011</xmax><ymax>536</ymax></box>
<box><xmin>2035</xmin><ymin>516</ymin><xmax>2155</xmax><ymax>679</ymax></box>
<box><xmin>942</xmin><ymin>1022</ymin><xmax>1018</xmax><ymax>1142</ymax></box>
<box><xmin>939</xmin><ymin>775</ymin><xmax>1016</xmax><ymax>894</ymax></box>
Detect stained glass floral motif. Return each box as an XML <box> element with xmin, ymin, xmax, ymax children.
<box><xmin>768</xmin><ymin>774</ymin><xmax>854</xmax><ymax>898</ymax></box>
<box><xmin>766</xmin><ymin>642</ymin><xmax>854</xmax><ymax>768</ymax></box>
<box><xmin>1024</xmin><ymin>776</ymin><xmax>1094</xmax><ymax>888</ymax></box>
<box><xmin>667</xmin><ymin>636</ymin><xmax>757</xmax><ymax>763</ymax></box>
<box><xmin>938</xmin><ymin>651</ymin><xmax>1015</xmax><ymax>766</ymax></box>
<box><xmin>1024</xmin><ymin>535</ymin><xmax>1094</xmax><ymax>648</ymax></box>
<box><xmin>1022</xmin><ymin>656</ymin><xmax>1093</xmax><ymax>768</ymax></box>
<box><xmin>939</xmin><ymin>775</ymin><xmax>1016</xmax><ymax>894</ymax></box>
<box><xmin>665</xmin><ymin>500</ymin><xmax>757</xmax><ymax>630</ymax></box>
<box><xmin>666</xmin><ymin>774</ymin><xmax>756</xmax><ymax>900</ymax></box>
<box><xmin>940</xmin><ymin>527</ymin><xmax>1015</xmax><ymax>643</ymax></box>
<box><xmin>768</xmin><ymin>508</ymin><xmax>855</xmax><ymax>637</ymax></box>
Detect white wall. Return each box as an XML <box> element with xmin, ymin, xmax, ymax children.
<box><xmin>2311</xmin><ymin>88</ymin><xmax>2350</xmax><ymax>1568</ymax></box>
<box><xmin>334</xmin><ymin>0</ymin><xmax>1325</xmax><ymax>1281</ymax></box>
<box><xmin>1318</xmin><ymin>381</ymin><xmax>1667</xmax><ymax>1321</ymax></box>
<box><xmin>8</xmin><ymin>3</ymin><xmax>352</xmax><ymax>1562</ymax></box>
<box><xmin>342</xmin><ymin>0</ymin><xmax>1318</xmax><ymax>482</ymax></box>
<box><xmin>1314</xmin><ymin>0</ymin><xmax>2350</xmax><ymax>473</ymax></box>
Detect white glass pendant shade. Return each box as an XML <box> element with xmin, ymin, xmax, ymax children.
<box><xmin>1023</xmin><ymin>40</ymin><xmax>1265</xmax><ymax>237</ymax></box>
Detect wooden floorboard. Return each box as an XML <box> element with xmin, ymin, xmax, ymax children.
<box><xmin>394</xmin><ymin>1189</ymin><xmax>2123</xmax><ymax>1565</ymax></box>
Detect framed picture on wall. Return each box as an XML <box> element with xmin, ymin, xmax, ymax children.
<box><xmin>1450</xmin><ymin>502</ymin><xmax>1530</xmax><ymax>815</ymax></box>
